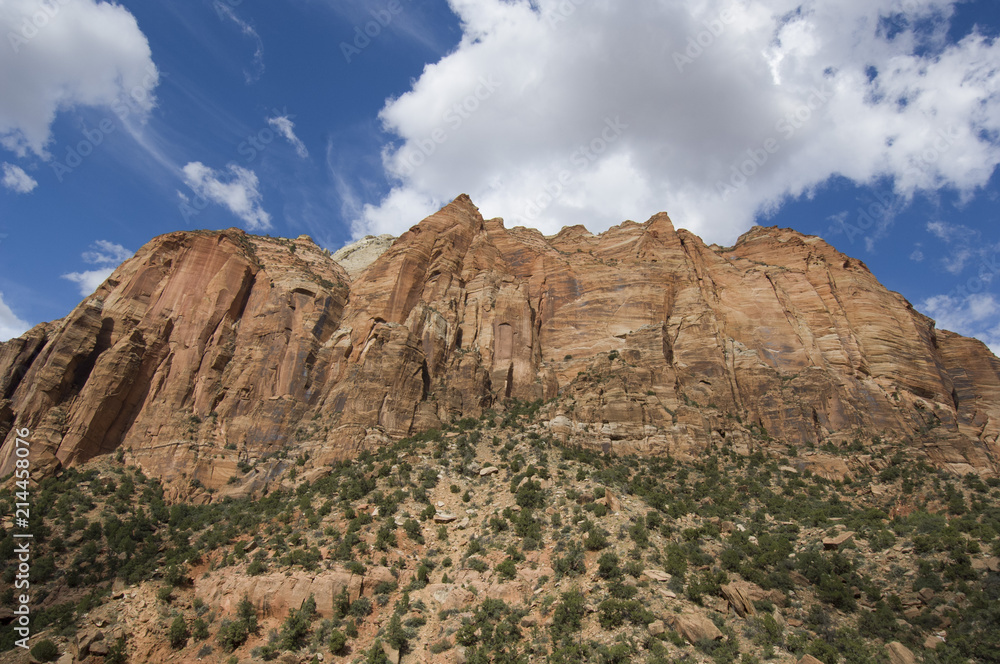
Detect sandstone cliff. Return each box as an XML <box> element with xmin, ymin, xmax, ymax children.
<box><xmin>1</xmin><ymin>196</ymin><xmax>998</xmax><ymax>484</ymax></box>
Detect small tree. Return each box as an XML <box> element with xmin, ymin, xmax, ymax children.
<box><xmin>329</xmin><ymin>629</ymin><xmax>347</xmax><ymax>654</ymax></box>
<box><xmin>385</xmin><ymin>612</ymin><xmax>408</xmax><ymax>653</ymax></box>
<box><xmin>168</xmin><ymin>614</ymin><xmax>190</xmax><ymax>649</ymax></box>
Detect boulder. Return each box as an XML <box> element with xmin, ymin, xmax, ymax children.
<box><xmin>924</xmin><ymin>636</ymin><xmax>945</xmax><ymax>650</ymax></box>
<box><xmin>823</xmin><ymin>531</ymin><xmax>856</xmax><ymax>550</ymax></box>
<box><xmin>721</xmin><ymin>582</ymin><xmax>756</xmax><ymax>618</ymax></box>
<box><xmin>648</xmin><ymin>620</ymin><xmax>665</xmax><ymax>635</ymax></box>
<box><xmin>479</xmin><ymin>467</ymin><xmax>499</xmax><ymax>477</ymax></box>
<box><xmin>668</xmin><ymin>612</ymin><xmax>724</xmax><ymax>644</ymax></box>
<box><xmin>381</xmin><ymin>641</ymin><xmax>400</xmax><ymax>664</ymax></box>
<box><xmin>597</xmin><ymin>489</ymin><xmax>620</xmax><ymax>512</ymax></box>
<box><xmin>886</xmin><ymin>641</ymin><xmax>918</xmax><ymax>664</ymax></box>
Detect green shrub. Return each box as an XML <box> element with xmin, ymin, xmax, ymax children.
<box><xmin>597</xmin><ymin>552</ymin><xmax>621</xmax><ymax>579</ymax></box>
<box><xmin>496</xmin><ymin>559</ymin><xmax>517</xmax><ymax>580</ymax></box>
<box><xmin>597</xmin><ymin>598</ymin><xmax>653</xmax><ymax>629</ymax></box>
<box><xmin>29</xmin><ymin>639</ymin><xmax>59</xmax><ymax>662</ymax></box>
<box><xmin>192</xmin><ymin>617</ymin><xmax>209</xmax><ymax>641</ymax></box>
<box><xmin>329</xmin><ymin>629</ymin><xmax>347</xmax><ymax>654</ymax></box>
<box><xmin>403</xmin><ymin>518</ymin><xmax>423</xmax><ymax>543</ymax></box>
<box><xmin>550</xmin><ymin>589</ymin><xmax>586</xmax><ymax>641</ymax></box>
<box><xmin>554</xmin><ymin>542</ymin><xmax>587</xmax><ymax>578</ymax></box>
<box><xmin>584</xmin><ymin>529</ymin><xmax>608</xmax><ymax>551</ymax></box>
<box><xmin>168</xmin><ymin>614</ymin><xmax>189</xmax><ymax>649</ymax></box>
<box><xmin>279</xmin><ymin>605</ymin><xmax>312</xmax><ymax>650</ymax></box>
<box><xmin>349</xmin><ymin>596</ymin><xmax>373</xmax><ymax>618</ymax></box>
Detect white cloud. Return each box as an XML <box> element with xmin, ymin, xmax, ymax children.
<box><xmin>0</xmin><ymin>292</ymin><xmax>30</xmax><ymax>341</ymax></box>
<box><xmin>1</xmin><ymin>162</ymin><xmax>36</xmax><ymax>193</ymax></box>
<box><xmin>922</xmin><ymin>292</ymin><xmax>1000</xmax><ymax>355</ymax></box>
<box><xmin>81</xmin><ymin>240</ymin><xmax>132</xmax><ymax>266</ymax></box>
<box><xmin>61</xmin><ymin>268</ymin><xmax>115</xmax><ymax>297</ymax></box>
<box><xmin>214</xmin><ymin>1</ymin><xmax>264</xmax><ymax>84</ymax></box>
<box><xmin>60</xmin><ymin>240</ymin><xmax>133</xmax><ymax>297</ymax></box>
<box><xmin>0</xmin><ymin>0</ymin><xmax>158</xmax><ymax>158</ymax></box>
<box><xmin>268</xmin><ymin>115</ymin><xmax>309</xmax><ymax>158</ymax></box>
<box><xmin>181</xmin><ymin>161</ymin><xmax>272</xmax><ymax>230</ymax></box>
<box><xmin>354</xmin><ymin>0</ymin><xmax>1000</xmax><ymax>244</ymax></box>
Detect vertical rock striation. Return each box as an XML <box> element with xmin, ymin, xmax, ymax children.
<box><xmin>1</xmin><ymin>196</ymin><xmax>998</xmax><ymax>486</ymax></box>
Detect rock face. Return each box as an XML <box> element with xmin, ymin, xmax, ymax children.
<box><xmin>2</xmin><ymin>195</ymin><xmax>1000</xmax><ymax>484</ymax></box>
<box><xmin>331</xmin><ymin>233</ymin><xmax>395</xmax><ymax>278</ymax></box>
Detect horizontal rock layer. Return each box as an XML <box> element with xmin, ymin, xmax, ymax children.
<box><xmin>1</xmin><ymin>196</ymin><xmax>998</xmax><ymax>484</ymax></box>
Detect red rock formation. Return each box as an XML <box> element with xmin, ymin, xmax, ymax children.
<box><xmin>1</xmin><ymin>195</ymin><xmax>998</xmax><ymax>485</ymax></box>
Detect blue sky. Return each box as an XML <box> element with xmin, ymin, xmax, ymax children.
<box><xmin>1</xmin><ymin>0</ymin><xmax>999</xmax><ymax>354</ymax></box>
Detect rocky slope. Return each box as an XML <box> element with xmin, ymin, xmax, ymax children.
<box><xmin>1</xmin><ymin>195</ymin><xmax>999</xmax><ymax>487</ymax></box>
<box><xmin>2</xmin><ymin>412</ymin><xmax>998</xmax><ymax>664</ymax></box>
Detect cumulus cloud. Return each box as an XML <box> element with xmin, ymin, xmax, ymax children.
<box><xmin>61</xmin><ymin>240</ymin><xmax>134</xmax><ymax>297</ymax></box>
<box><xmin>61</xmin><ymin>269</ymin><xmax>116</xmax><ymax>296</ymax></box>
<box><xmin>0</xmin><ymin>292</ymin><xmax>30</xmax><ymax>341</ymax></box>
<box><xmin>214</xmin><ymin>1</ymin><xmax>264</xmax><ymax>83</ymax></box>
<box><xmin>268</xmin><ymin>115</ymin><xmax>309</xmax><ymax>158</ymax></box>
<box><xmin>181</xmin><ymin>161</ymin><xmax>272</xmax><ymax>230</ymax></box>
<box><xmin>355</xmin><ymin>0</ymin><xmax>1000</xmax><ymax>244</ymax></box>
<box><xmin>0</xmin><ymin>0</ymin><xmax>158</xmax><ymax>158</ymax></box>
<box><xmin>1</xmin><ymin>163</ymin><xmax>37</xmax><ymax>193</ymax></box>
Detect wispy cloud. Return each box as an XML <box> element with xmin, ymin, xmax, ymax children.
<box><xmin>181</xmin><ymin>161</ymin><xmax>271</xmax><ymax>230</ymax></box>
<box><xmin>214</xmin><ymin>1</ymin><xmax>265</xmax><ymax>84</ymax></box>
<box><xmin>269</xmin><ymin>115</ymin><xmax>309</xmax><ymax>158</ymax></box>
<box><xmin>925</xmin><ymin>220</ymin><xmax>997</xmax><ymax>275</ymax></box>
<box><xmin>1</xmin><ymin>163</ymin><xmax>37</xmax><ymax>193</ymax></box>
